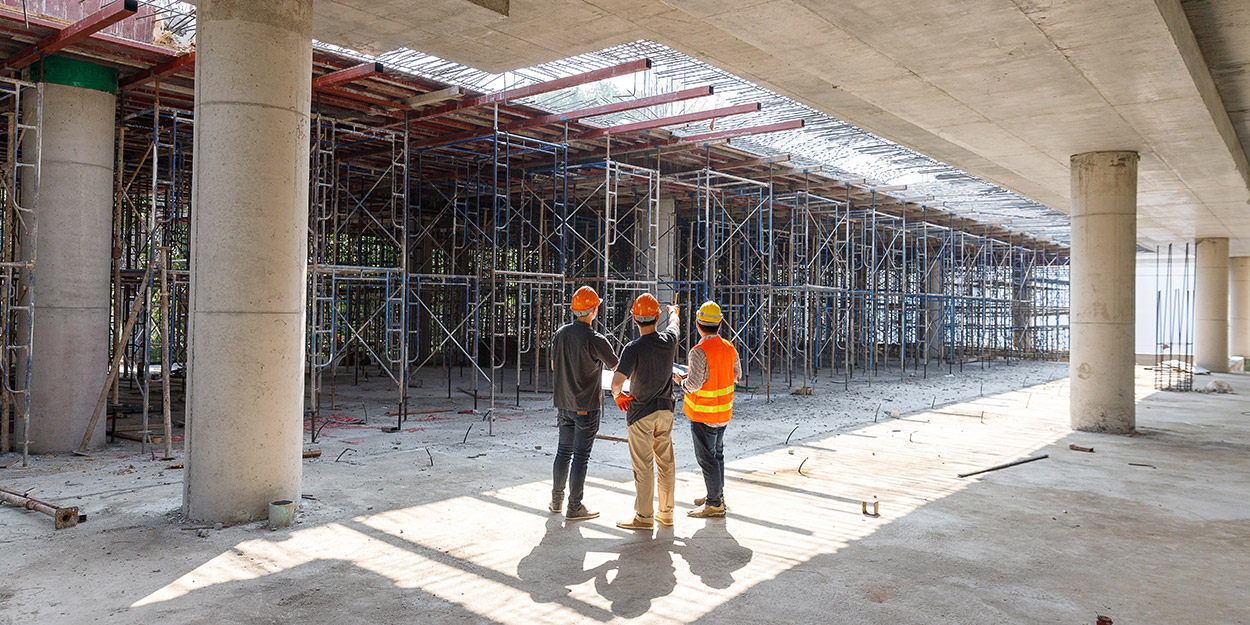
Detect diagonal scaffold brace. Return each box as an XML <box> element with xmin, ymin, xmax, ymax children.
<box><xmin>74</xmin><ymin>264</ymin><xmax>155</xmax><ymax>456</ymax></box>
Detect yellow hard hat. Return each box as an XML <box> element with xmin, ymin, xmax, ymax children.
<box><xmin>696</xmin><ymin>300</ymin><xmax>722</xmax><ymax>324</ymax></box>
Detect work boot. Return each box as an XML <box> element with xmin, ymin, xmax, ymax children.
<box><xmin>694</xmin><ymin>496</ymin><xmax>725</xmax><ymax>507</ymax></box>
<box><xmin>565</xmin><ymin>504</ymin><xmax>599</xmax><ymax>521</ymax></box>
<box><xmin>687</xmin><ymin>503</ymin><xmax>726</xmax><ymax>518</ymax></box>
<box><xmin>616</xmin><ymin>515</ymin><xmax>654</xmax><ymax>530</ymax></box>
<box><xmin>655</xmin><ymin>513</ymin><xmax>673</xmax><ymax>527</ymax></box>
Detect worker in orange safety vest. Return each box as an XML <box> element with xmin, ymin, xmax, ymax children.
<box><xmin>672</xmin><ymin>300</ymin><xmax>741</xmax><ymax>518</ymax></box>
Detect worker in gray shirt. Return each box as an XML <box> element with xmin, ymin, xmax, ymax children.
<box><xmin>549</xmin><ymin>286</ymin><xmax>618</xmax><ymax>521</ymax></box>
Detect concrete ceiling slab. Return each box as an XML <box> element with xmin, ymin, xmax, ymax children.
<box><xmin>300</xmin><ymin>0</ymin><xmax>1250</xmax><ymax>253</ymax></box>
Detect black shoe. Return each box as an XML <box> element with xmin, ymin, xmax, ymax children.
<box><xmin>565</xmin><ymin>504</ymin><xmax>599</xmax><ymax>521</ymax></box>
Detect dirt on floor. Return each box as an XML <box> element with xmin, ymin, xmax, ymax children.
<box><xmin>4</xmin><ymin>361</ymin><xmax>1248</xmax><ymax>624</ymax></box>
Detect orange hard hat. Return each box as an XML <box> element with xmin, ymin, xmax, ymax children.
<box><xmin>630</xmin><ymin>293</ymin><xmax>660</xmax><ymax>321</ymax></box>
<box><xmin>571</xmin><ymin>286</ymin><xmax>601</xmax><ymax>313</ymax></box>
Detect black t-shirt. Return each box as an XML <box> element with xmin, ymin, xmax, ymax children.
<box><xmin>615</xmin><ymin>323</ymin><xmax>679</xmax><ymax>425</ymax></box>
<box><xmin>551</xmin><ymin>320</ymin><xmax>618</xmax><ymax>412</ymax></box>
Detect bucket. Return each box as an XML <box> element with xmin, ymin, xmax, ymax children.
<box><xmin>269</xmin><ymin>499</ymin><xmax>296</xmax><ymax>528</ymax></box>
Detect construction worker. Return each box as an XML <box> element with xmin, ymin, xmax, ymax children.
<box><xmin>549</xmin><ymin>286</ymin><xmax>618</xmax><ymax>521</ymax></box>
<box><xmin>673</xmin><ymin>300</ymin><xmax>741</xmax><ymax>518</ymax></box>
<box><xmin>611</xmin><ymin>293</ymin><xmax>680</xmax><ymax>530</ymax></box>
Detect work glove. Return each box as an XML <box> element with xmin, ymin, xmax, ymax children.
<box><xmin>614</xmin><ymin>393</ymin><xmax>633</xmax><ymax>412</ymax></box>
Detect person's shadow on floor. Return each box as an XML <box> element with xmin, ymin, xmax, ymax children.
<box><xmin>676</xmin><ymin>520</ymin><xmax>753</xmax><ymax>590</ymax></box>
<box><xmin>595</xmin><ymin>526</ymin><xmax>679</xmax><ymax>618</ymax></box>
<box><xmin>517</xmin><ymin>515</ymin><xmax>616</xmax><ymax>619</ymax></box>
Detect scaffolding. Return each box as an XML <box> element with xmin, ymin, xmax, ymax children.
<box><xmin>95</xmin><ymin>49</ymin><xmax>1073</xmax><ymax>451</ymax></box>
<box><xmin>0</xmin><ymin>77</ymin><xmax>39</xmax><ymax>466</ymax></box>
<box><xmin>113</xmin><ymin>87</ymin><xmax>190</xmax><ymax>454</ymax></box>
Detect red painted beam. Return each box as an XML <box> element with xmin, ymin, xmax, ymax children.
<box><xmin>676</xmin><ymin>119</ymin><xmax>805</xmax><ymax>144</ymax></box>
<box><xmin>573</xmin><ymin>102</ymin><xmax>761</xmax><ymax>141</ymax></box>
<box><xmin>315</xmin><ymin>85</ymin><xmax>413</xmax><ymax>111</ymax></box>
<box><xmin>414</xmin><ymin>84</ymin><xmax>715</xmax><ymax>149</ymax></box>
<box><xmin>119</xmin><ymin>51</ymin><xmax>195</xmax><ymax>90</ymax></box>
<box><xmin>575</xmin><ymin>119</ymin><xmax>806</xmax><ymax>163</ymax></box>
<box><xmin>4</xmin><ymin>0</ymin><xmax>138</xmax><ymax>70</ymax></box>
<box><xmin>311</xmin><ymin>62</ymin><xmax>385</xmax><ymax>90</ymax></box>
<box><xmin>408</xmin><ymin>58</ymin><xmax>652</xmax><ymax>123</ymax></box>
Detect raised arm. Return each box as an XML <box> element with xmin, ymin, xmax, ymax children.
<box><xmin>591</xmin><ymin>333</ymin><xmax>619</xmax><ymax>369</ymax></box>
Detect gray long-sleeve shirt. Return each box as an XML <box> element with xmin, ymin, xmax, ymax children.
<box><xmin>680</xmin><ymin>340</ymin><xmax>743</xmax><ymax>394</ymax></box>
<box><xmin>551</xmin><ymin>319</ymin><xmax>618</xmax><ymax>412</ymax></box>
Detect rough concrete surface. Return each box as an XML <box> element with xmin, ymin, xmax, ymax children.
<box><xmin>289</xmin><ymin>0</ymin><xmax>1250</xmax><ymax>253</ymax></box>
<box><xmin>184</xmin><ymin>0</ymin><xmax>314</xmax><ymax>522</ymax></box>
<box><xmin>23</xmin><ymin>82</ymin><xmax>115</xmax><ymax>453</ymax></box>
<box><xmin>2</xmin><ymin>362</ymin><xmax>1248</xmax><ymax>624</ymax></box>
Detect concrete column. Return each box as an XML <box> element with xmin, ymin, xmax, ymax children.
<box><xmin>22</xmin><ymin>58</ymin><xmax>116</xmax><ymax>452</ymax></box>
<box><xmin>1069</xmin><ymin>151</ymin><xmax>1137</xmax><ymax>434</ymax></box>
<box><xmin>1195</xmin><ymin>237</ymin><xmax>1229</xmax><ymax>372</ymax></box>
<box><xmin>1231</xmin><ymin>257</ymin><xmax>1250</xmax><ymax>361</ymax></box>
<box><xmin>184</xmin><ymin>0</ymin><xmax>313</xmax><ymax>522</ymax></box>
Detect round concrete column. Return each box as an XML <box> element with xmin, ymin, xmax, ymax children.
<box><xmin>184</xmin><ymin>0</ymin><xmax>313</xmax><ymax>522</ymax></box>
<box><xmin>1195</xmin><ymin>237</ymin><xmax>1230</xmax><ymax>372</ymax></box>
<box><xmin>1231</xmin><ymin>257</ymin><xmax>1250</xmax><ymax>362</ymax></box>
<box><xmin>1069</xmin><ymin>151</ymin><xmax>1137</xmax><ymax>434</ymax></box>
<box><xmin>22</xmin><ymin>57</ymin><xmax>116</xmax><ymax>452</ymax></box>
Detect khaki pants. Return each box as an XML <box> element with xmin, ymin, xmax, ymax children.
<box><xmin>627</xmin><ymin>409</ymin><xmax>675</xmax><ymax>519</ymax></box>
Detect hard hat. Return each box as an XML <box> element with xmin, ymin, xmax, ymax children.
<box><xmin>696</xmin><ymin>300</ymin><xmax>723</xmax><ymax>324</ymax></box>
<box><xmin>571</xmin><ymin>286</ymin><xmax>602</xmax><ymax>313</ymax></box>
<box><xmin>630</xmin><ymin>293</ymin><xmax>660</xmax><ymax>322</ymax></box>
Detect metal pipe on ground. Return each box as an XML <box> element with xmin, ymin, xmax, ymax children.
<box><xmin>0</xmin><ymin>485</ymin><xmax>81</xmax><ymax>529</ymax></box>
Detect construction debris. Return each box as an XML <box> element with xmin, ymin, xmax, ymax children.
<box><xmin>1202</xmin><ymin>380</ymin><xmax>1233</xmax><ymax>394</ymax></box>
<box><xmin>1068</xmin><ymin>444</ymin><xmax>1094</xmax><ymax>453</ymax></box>
<box><xmin>957</xmin><ymin>454</ymin><xmax>1049</xmax><ymax>478</ymax></box>
<box><xmin>0</xmin><ymin>485</ymin><xmax>83</xmax><ymax>530</ymax></box>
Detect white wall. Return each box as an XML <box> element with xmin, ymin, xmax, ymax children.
<box><xmin>1135</xmin><ymin>250</ymin><xmax>1195</xmax><ymax>355</ymax></box>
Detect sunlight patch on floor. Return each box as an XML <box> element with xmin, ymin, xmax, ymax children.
<box><xmin>134</xmin><ymin>379</ymin><xmax>1072</xmax><ymax>623</ymax></box>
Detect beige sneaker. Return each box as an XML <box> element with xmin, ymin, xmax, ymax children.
<box><xmin>616</xmin><ymin>515</ymin><xmax>654</xmax><ymax>530</ymax></box>
<box><xmin>694</xmin><ymin>496</ymin><xmax>726</xmax><ymax>508</ymax></box>
<box><xmin>565</xmin><ymin>504</ymin><xmax>599</xmax><ymax>521</ymax></box>
<box><xmin>655</xmin><ymin>513</ymin><xmax>673</xmax><ymax>527</ymax></box>
<box><xmin>687</xmin><ymin>504</ymin><xmax>726</xmax><ymax>518</ymax></box>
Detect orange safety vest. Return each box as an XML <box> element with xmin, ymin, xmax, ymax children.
<box><xmin>683</xmin><ymin>335</ymin><xmax>736</xmax><ymax>424</ymax></box>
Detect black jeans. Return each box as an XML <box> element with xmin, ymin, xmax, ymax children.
<box><xmin>690</xmin><ymin>421</ymin><xmax>727</xmax><ymax>507</ymax></box>
<box><xmin>553</xmin><ymin>409</ymin><xmax>600</xmax><ymax>507</ymax></box>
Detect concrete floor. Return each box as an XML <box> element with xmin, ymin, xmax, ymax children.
<box><xmin>2</xmin><ymin>363</ymin><xmax>1248</xmax><ymax>624</ymax></box>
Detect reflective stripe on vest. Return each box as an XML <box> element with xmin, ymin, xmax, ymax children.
<box><xmin>683</xmin><ymin>335</ymin><xmax>736</xmax><ymax>424</ymax></box>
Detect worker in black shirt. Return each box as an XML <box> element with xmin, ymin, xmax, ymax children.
<box><xmin>611</xmin><ymin>294</ymin><xmax>680</xmax><ymax>530</ymax></box>
<box><xmin>550</xmin><ymin>286</ymin><xmax>619</xmax><ymax>521</ymax></box>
